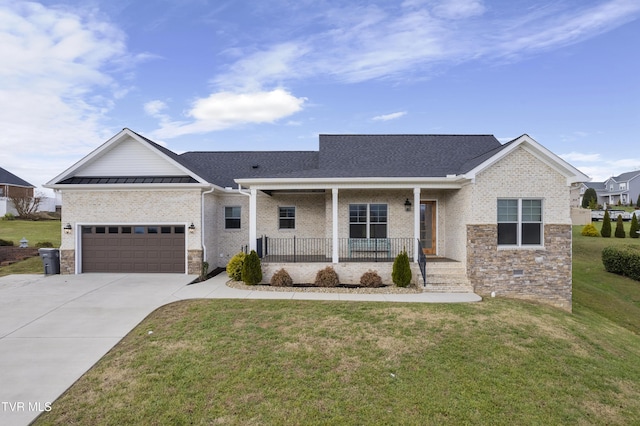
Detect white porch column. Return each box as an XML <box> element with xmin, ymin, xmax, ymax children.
<box><xmin>332</xmin><ymin>188</ymin><xmax>339</xmax><ymax>263</ymax></box>
<box><xmin>413</xmin><ymin>187</ymin><xmax>420</xmax><ymax>263</ymax></box>
<box><xmin>249</xmin><ymin>189</ymin><xmax>257</xmax><ymax>251</ymax></box>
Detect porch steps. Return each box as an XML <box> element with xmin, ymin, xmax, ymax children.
<box><xmin>415</xmin><ymin>261</ymin><xmax>474</xmax><ymax>293</ymax></box>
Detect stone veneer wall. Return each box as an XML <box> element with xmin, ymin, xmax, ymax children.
<box><xmin>467</xmin><ymin>224</ymin><xmax>572</xmax><ymax>311</ymax></box>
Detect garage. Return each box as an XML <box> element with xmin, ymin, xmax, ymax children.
<box><xmin>81</xmin><ymin>225</ymin><xmax>186</xmax><ymax>273</ymax></box>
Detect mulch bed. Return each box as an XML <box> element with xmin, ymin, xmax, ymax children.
<box><xmin>226</xmin><ymin>279</ymin><xmax>421</xmax><ymax>294</ymax></box>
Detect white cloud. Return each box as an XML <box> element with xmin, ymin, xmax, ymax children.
<box><xmin>0</xmin><ymin>2</ymin><xmax>135</xmax><ymax>190</ymax></box>
<box><xmin>151</xmin><ymin>89</ymin><xmax>306</xmax><ymax>139</ymax></box>
<box><xmin>432</xmin><ymin>0</ymin><xmax>486</xmax><ymax>20</ymax></box>
<box><xmin>206</xmin><ymin>0</ymin><xmax>640</xmax><ymax>90</ymax></box>
<box><xmin>560</xmin><ymin>152</ymin><xmax>601</xmax><ymax>162</ymax></box>
<box><xmin>144</xmin><ymin>100</ymin><xmax>168</xmax><ymax>117</ymax></box>
<box><xmin>373</xmin><ymin>111</ymin><xmax>407</xmax><ymax>121</ymax></box>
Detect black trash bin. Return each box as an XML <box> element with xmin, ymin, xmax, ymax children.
<box><xmin>38</xmin><ymin>248</ymin><xmax>60</xmax><ymax>275</ymax></box>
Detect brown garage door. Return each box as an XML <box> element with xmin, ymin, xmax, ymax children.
<box><xmin>82</xmin><ymin>225</ymin><xmax>185</xmax><ymax>273</ymax></box>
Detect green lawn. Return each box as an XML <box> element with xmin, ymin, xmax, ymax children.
<box><xmin>0</xmin><ymin>220</ymin><xmax>61</xmax><ymax>276</ymax></box>
<box><xmin>0</xmin><ymin>219</ymin><xmax>61</xmax><ymax>247</ymax></box>
<box><xmin>34</xmin><ymin>224</ymin><xmax>640</xmax><ymax>425</ymax></box>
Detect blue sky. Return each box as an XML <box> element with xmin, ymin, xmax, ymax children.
<box><xmin>2</xmin><ymin>0</ymin><xmax>640</xmax><ymax>193</ymax></box>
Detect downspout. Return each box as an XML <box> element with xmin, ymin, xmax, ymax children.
<box><xmin>201</xmin><ymin>185</ymin><xmax>215</xmax><ymax>270</ymax></box>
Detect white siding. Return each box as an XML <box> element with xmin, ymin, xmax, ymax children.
<box><xmin>76</xmin><ymin>137</ymin><xmax>185</xmax><ymax>176</ymax></box>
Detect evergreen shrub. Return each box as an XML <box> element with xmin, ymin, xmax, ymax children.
<box><xmin>615</xmin><ymin>214</ymin><xmax>626</xmax><ymax>238</ymax></box>
<box><xmin>601</xmin><ymin>210</ymin><xmax>612</xmax><ymax>238</ymax></box>
<box><xmin>241</xmin><ymin>250</ymin><xmax>262</xmax><ymax>285</ymax></box>
<box><xmin>630</xmin><ymin>213</ymin><xmax>639</xmax><ymax>239</ymax></box>
<box><xmin>226</xmin><ymin>252</ymin><xmax>246</xmax><ymax>281</ymax></box>
<box><xmin>581</xmin><ymin>224</ymin><xmax>600</xmax><ymax>237</ymax></box>
<box><xmin>602</xmin><ymin>245</ymin><xmax>640</xmax><ymax>281</ymax></box>
<box><xmin>392</xmin><ymin>249</ymin><xmax>412</xmax><ymax>287</ymax></box>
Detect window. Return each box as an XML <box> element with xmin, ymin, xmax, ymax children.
<box><xmin>279</xmin><ymin>206</ymin><xmax>295</xmax><ymax>229</ymax></box>
<box><xmin>497</xmin><ymin>199</ymin><xmax>542</xmax><ymax>246</ymax></box>
<box><xmin>225</xmin><ymin>206</ymin><xmax>241</xmax><ymax>229</ymax></box>
<box><xmin>349</xmin><ymin>204</ymin><xmax>387</xmax><ymax>238</ymax></box>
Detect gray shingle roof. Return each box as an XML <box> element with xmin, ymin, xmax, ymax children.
<box><xmin>179</xmin><ymin>151</ymin><xmax>319</xmax><ymax>188</ymax></box>
<box><xmin>612</xmin><ymin>170</ymin><xmax>640</xmax><ymax>182</ymax></box>
<box><xmin>0</xmin><ymin>166</ymin><xmax>35</xmax><ymax>188</ymax></box>
<box><xmin>177</xmin><ymin>134</ymin><xmax>504</xmax><ymax>186</ymax></box>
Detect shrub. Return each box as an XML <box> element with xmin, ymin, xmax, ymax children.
<box><xmin>581</xmin><ymin>224</ymin><xmax>600</xmax><ymax>237</ymax></box>
<box><xmin>241</xmin><ymin>250</ymin><xmax>262</xmax><ymax>285</ymax></box>
<box><xmin>614</xmin><ymin>214</ymin><xmax>626</xmax><ymax>238</ymax></box>
<box><xmin>582</xmin><ymin>188</ymin><xmax>597</xmax><ymax>208</ymax></box>
<box><xmin>360</xmin><ymin>270</ymin><xmax>383</xmax><ymax>288</ymax></box>
<box><xmin>630</xmin><ymin>213</ymin><xmax>639</xmax><ymax>239</ymax></box>
<box><xmin>270</xmin><ymin>268</ymin><xmax>293</xmax><ymax>287</ymax></box>
<box><xmin>602</xmin><ymin>245</ymin><xmax>640</xmax><ymax>281</ymax></box>
<box><xmin>226</xmin><ymin>252</ymin><xmax>246</xmax><ymax>281</ymax></box>
<box><xmin>35</xmin><ymin>241</ymin><xmax>54</xmax><ymax>248</ymax></box>
<box><xmin>314</xmin><ymin>266</ymin><xmax>339</xmax><ymax>287</ymax></box>
<box><xmin>0</xmin><ymin>239</ymin><xmax>14</xmax><ymax>246</ymax></box>
<box><xmin>601</xmin><ymin>210</ymin><xmax>611</xmax><ymax>238</ymax></box>
<box><xmin>392</xmin><ymin>249</ymin><xmax>412</xmax><ymax>287</ymax></box>
<box><xmin>3</xmin><ymin>213</ymin><xmax>15</xmax><ymax>221</ymax></box>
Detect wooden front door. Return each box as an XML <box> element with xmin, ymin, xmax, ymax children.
<box><xmin>420</xmin><ymin>201</ymin><xmax>436</xmax><ymax>255</ymax></box>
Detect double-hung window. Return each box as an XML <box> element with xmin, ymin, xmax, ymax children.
<box><xmin>279</xmin><ymin>206</ymin><xmax>295</xmax><ymax>229</ymax></box>
<box><xmin>349</xmin><ymin>204</ymin><xmax>387</xmax><ymax>238</ymax></box>
<box><xmin>225</xmin><ymin>206</ymin><xmax>241</xmax><ymax>229</ymax></box>
<box><xmin>497</xmin><ymin>199</ymin><xmax>542</xmax><ymax>246</ymax></box>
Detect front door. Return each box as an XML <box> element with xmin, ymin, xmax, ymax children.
<box><xmin>420</xmin><ymin>201</ymin><xmax>436</xmax><ymax>255</ymax></box>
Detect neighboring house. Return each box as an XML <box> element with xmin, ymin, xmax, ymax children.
<box><xmin>0</xmin><ymin>166</ymin><xmax>36</xmax><ymax>216</ymax></box>
<box><xmin>580</xmin><ymin>171</ymin><xmax>640</xmax><ymax>207</ymax></box>
<box><xmin>45</xmin><ymin>129</ymin><xmax>589</xmax><ymax>310</ymax></box>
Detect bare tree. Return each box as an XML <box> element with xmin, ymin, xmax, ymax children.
<box><xmin>8</xmin><ymin>192</ymin><xmax>43</xmax><ymax>220</ymax></box>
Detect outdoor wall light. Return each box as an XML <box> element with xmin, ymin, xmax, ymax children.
<box><xmin>64</xmin><ymin>223</ymin><xmax>72</xmax><ymax>234</ymax></box>
<box><xmin>189</xmin><ymin>223</ymin><xmax>196</xmax><ymax>233</ymax></box>
<box><xmin>404</xmin><ymin>198</ymin><xmax>412</xmax><ymax>212</ymax></box>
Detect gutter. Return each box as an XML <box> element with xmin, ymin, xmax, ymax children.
<box><xmin>200</xmin><ymin>185</ymin><xmax>215</xmax><ymax>268</ymax></box>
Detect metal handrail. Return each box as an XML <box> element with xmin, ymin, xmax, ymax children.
<box><xmin>417</xmin><ymin>239</ymin><xmax>427</xmax><ymax>287</ymax></box>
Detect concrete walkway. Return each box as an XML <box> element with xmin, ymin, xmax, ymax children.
<box><xmin>0</xmin><ymin>273</ymin><xmax>480</xmax><ymax>426</ymax></box>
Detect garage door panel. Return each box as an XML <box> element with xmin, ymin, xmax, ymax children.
<box><xmin>82</xmin><ymin>225</ymin><xmax>185</xmax><ymax>273</ymax></box>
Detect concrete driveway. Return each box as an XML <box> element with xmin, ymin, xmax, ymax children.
<box><xmin>0</xmin><ymin>273</ymin><xmax>196</xmax><ymax>426</ymax></box>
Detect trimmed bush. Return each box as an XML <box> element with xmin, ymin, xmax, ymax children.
<box><xmin>314</xmin><ymin>266</ymin><xmax>339</xmax><ymax>287</ymax></box>
<box><xmin>360</xmin><ymin>270</ymin><xmax>383</xmax><ymax>288</ymax></box>
<box><xmin>3</xmin><ymin>213</ymin><xmax>15</xmax><ymax>221</ymax></box>
<box><xmin>615</xmin><ymin>214</ymin><xmax>626</xmax><ymax>238</ymax></box>
<box><xmin>630</xmin><ymin>213</ymin><xmax>639</xmax><ymax>239</ymax></box>
<box><xmin>241</xmin><ymin>250</ymin><xmax>262</xmax><ymax>285</ymax></box>
<box><xmin>582</xmin><ymin>188</ymin><xmax>597</xmax><ymax>208</ymax></box>
<box><xmin>35</xmin><ymin>241</ymin><xmax>54</xmax><ymax>248</ymax></box>
<box><xmin>226</xmin><ymin>252</ymin><xmax>246</xmax><ymax>281</ymax></box>
<box><xmin>601</xmin><ymin>210</ymin><xmax>611</xmax><ymax>238</ymax></box>
<box><xmin>581</xmin><ymin>224</ymin><xmax>600</xmax><ymax>237</ymax></box>
<box><xmin>602</xmin><ymin>245</ymin><xmax>640</xmax><ymax>281</ymax></box>
<box><xmin>270</xmin><ymin>268</ymin><xmax>293</xmax><ymax>287</ymax></box>
<box><xmin>392</xmin><ymin>249</ymin><xmax>412</xmax><ymax>287</ymax></box>
<box><xmin>0</xmin><ymin>239</ymin><xmax>14</xmax><ymax>246</ymax></box>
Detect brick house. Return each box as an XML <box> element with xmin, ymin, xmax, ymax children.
<box><xmin>45</xmin><ymin>129</ymin><xmax>588</xmax><ymax>310</ymax></box>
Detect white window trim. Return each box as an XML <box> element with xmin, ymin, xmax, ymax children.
<box><xmin>349</xmin><ymin>203</ymin><xmax>388</xmax><ymax>239</ymax></box>
<box><xmin>224</xmin><ymin>206</ymin><xmax>242</xmax><ymax>230</ymax></box>
<box><xmin>497</xmin><ymin>198</ymin><xmax>544</xmax><ymax>249</ymax></box>
<box><xmin>278</xmin><ymin>206</ymin><xmax>296</xmax><ymax>230</ymax></box>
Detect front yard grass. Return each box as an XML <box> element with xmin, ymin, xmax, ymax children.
<box><xmin>35</xmin><ymin>224</ymin><xmax>640</xmax><ymax>425</ymax></box>
<box><xmin>0</xmin><ymin>220</ymin><xmax>61</xmax><ymax>276</ymax></box>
